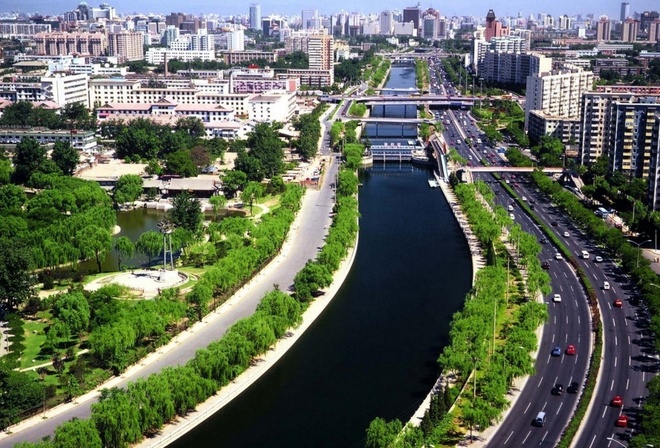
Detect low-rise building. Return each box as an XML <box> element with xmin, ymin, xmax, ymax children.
<box><xmin>0</xmin><ymin>128</ymin><xmax>97</xmax><ymax>152</ymax></box>
<box><xmin>248</xmin><ymin>93</ymin><xmax>296</xmax><ymax>123</ymax></box>
<box><xmin>527</xmin><ymin>111</ymin><xmax>581</xmax><ymax>145</ymax></box>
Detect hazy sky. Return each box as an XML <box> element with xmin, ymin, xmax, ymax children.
<box><xmin>4</xmin><ymin>0</ymin><xmax>659</xmax><ymax>19</ymax></box>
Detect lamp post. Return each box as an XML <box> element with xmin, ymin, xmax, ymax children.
<box><xmin>627</xmin><ymin>239</ymin><xmax>653</xmax><ymax>268</ymax></box>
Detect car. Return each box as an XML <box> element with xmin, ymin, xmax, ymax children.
<box><xmin>540</xmin><ymin>238</ymin><xmax>548</xmax><ymax>244</ymax></box>
<box><xmin>522</xmin><ymin>196</ymin><xmax>527</xmax><ymax>201</ymax></box>
<box><xmin>616</xmin><ymin>414</ymin><xmax>629</xmax><ymax>428</ymax></box>
<box><xmin>566</xmin><ymin>344</ymin><xmax>576</xmax><ymax>355</ymax></box>
<box><xmin>551</xmin><ymin>346</ymin><xmax>562</xmax><ymax>357</ymax></box>
<box><xmin>552</xmin><ymin>383</ymin><xmax>564</xmax><ymax>395</ymax></box>
<box><xmin>530</xmin><ymin>205</ymin><xmax>535</xmax><ymax>210</ymax></box>
<box><xmin>542</xmin><ymin>261</ymin><xmax>550</xmax><ymax>269</ymax></box>
<box><xmin>563</xmin><ymin>231</ymin><xmax>570</xmax><ymax>237</ymax></box>
<box><xmin>555</xmin><ymin>253</ymin><xmax>563</xmax><ymax>260</ymax></box>
<box><xmin>551</xmin><ymin>221</ymin><xmax>559</xmax><ymax>226</ymax></box>
<box><xmin>613</xmin><ymin>298</ymin><xmax>623</xmax><ymax>308</ymax></box>
<box><xmin>595</xmin><ymin>256</ymin><xmax>603</xmax><ymax>262</ymax></box>
<box><xmin>611</xmin><ymin>395</ymin><xmax>624</xmax><ymax>407</ymax></box>
<box><xmin>567</xmin><ymin>382</ymin><xmax>580</xmax><ymax>394</ymax></box>
<box><xmin>509</xmin><ymin>213</ymin><xmax>515</xmax><ymax>219</ymax></box>
<box><xmin>553</xmin><ymin>294</ymin><xmax>562</xmax><ymax>303</ymax></box>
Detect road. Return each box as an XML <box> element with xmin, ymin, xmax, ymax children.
<box><xmin>444</xmin><ymin>114</ymin><xmax>591</xmax><ymax>446</ymax></box>
<box><xmin>0</xmin><ymin>158</ymin><xmax>340</xmax><ymax>447</ymax></box>
<box><xmin>445</xmin><ymin>106</ymin><xmax>657</xmax><ymax>446</ymax></box>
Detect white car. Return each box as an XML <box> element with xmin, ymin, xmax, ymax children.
<box><xmin>555</xmin><ymin>253</ymin><xmax>563</xmax><ymax>260</ymax></box>
<box><xmin>553</xmin><ymin>294</ymin><xmax>562</xmax><ymax>303</ymax></box>
<box><xmin>595</xmin><ymin>256</ymin><xmax>603</xmax><ymax>262</ymax></box>
<box><xmin>522</xmin><ymin>196</ymin><xmax>527</xmax><ymax>201</ymax></box>
<box><xmin>509</xmin><ymin>213</ymin><xmax>515</xmax><ymax>220</ymax></box>
<box><xmin>563</xmin><ymin>231</ymin><xmax>570</xmax><ymax>237</ymax></box>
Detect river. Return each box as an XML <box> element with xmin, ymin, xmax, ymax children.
<box><xmin>168</xmin><ymin>66</ymin><xmax>472</xmax><ymax>448</ymax></box>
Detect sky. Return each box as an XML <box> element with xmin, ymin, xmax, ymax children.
<box><xmin>3</xmin><ymin>0</ymin><xmax>660</xmax><ymax>20</ymax></box>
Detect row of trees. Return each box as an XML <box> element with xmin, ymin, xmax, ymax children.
<box><xmin>415</xmin><ymin>59</ymin><xmax>429</xmax><ymax>90</ymax></box>
<box><xmin>0</xmin><ymin>101</ymin><xmax>96</xmax><ymax>131</ymax></box>
<box><xmin>292</xmin><ymin>103</ymin><xmax>325</xmax><ymax>160</ymax></box>
<box><xmin>11</xmin><ymin>138</ymin><xmax>79</xmax><ymax>185</ymax></box>
<box><xmin>365</xmin><ymin>181</ymin><xmax>549</xmax><ymax>446</ymax></box>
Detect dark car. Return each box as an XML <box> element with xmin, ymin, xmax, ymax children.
<box><xmin>542</xmin><ymin>261</ymin><xmax>550</xmax><ymax>270</ymax></box>
<box><xmin>552</xmin><ymin>384</ymin><xmax>564</xmax><ymax>395</ymax></box>
<box><xmin>540</xmin><ymin>238</ymin><xmax>548</xmax><ymax>244</ymax></box>
<box><xmin>567</xmin><ymin>382</ymin><xmax>579</xmax><ymax>394</ymax></box>
<box><xmin>551</xmin><ymin>221</ymin><xmax>559</xmax><ymax>226</ymax></box>
<box><xmin>551</xmin><ymin>346</ymin><xmax>562</xmax><ymax>357</ymax></box>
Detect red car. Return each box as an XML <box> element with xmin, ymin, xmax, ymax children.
<box><xmin>615</xmin><ymin>414</ymin><xmax>629</xmax><ymax>427</ymax></box>
<box><xmin>566</xmin><ymin>344</ymin><xmax>576</xmax><ymax>356</ymax></box>
<box><xmin>613</xmin><ymin>299</ymin><xmax>623</xmax><ymax>308</ymax></box>
<box><xmin>611</xmin><ymin>395</ymin><xmax>623</xmax><ymax>407</ymax></box>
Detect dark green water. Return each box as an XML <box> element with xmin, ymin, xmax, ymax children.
<box><xmin>169</xmin><ymin>165</ymin><xmax>472</xmax><ymax>448</ymax></box>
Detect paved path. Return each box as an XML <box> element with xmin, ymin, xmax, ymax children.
<box><xmin>0</xmin><ymin>157</ymin><xmax>340</xmax><ymax>447</ymax></box>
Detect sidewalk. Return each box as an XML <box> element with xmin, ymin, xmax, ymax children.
<box><xmin>642</xmin><ymin>248</ymin><xmax>660</xmax><ymax>275</ymax></box>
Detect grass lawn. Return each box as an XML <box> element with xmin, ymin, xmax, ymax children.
<box><xmin>20</xmin><ymin>314</ymin><xmax>51</xmax><ymax>368</ymax></box>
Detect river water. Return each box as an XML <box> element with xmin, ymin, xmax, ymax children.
<box><xmin>168</xmin><ymin>67</ymin><xmax>472</xmax><ymax>448</ymax></box>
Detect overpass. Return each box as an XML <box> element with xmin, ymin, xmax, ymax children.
<box><xmin>321</xmin><ymin>94</ymin><xmax>477</xmax><ymax>108</ymax></box>
<box><xmin>466</xmin><ymin>166</ymin><xmax>563</xmax><ymax>173</ymax></box>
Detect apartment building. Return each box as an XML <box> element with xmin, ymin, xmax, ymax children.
<box><xmin>96</xmin><ymin>101</ymin><xmax>235</xmax><ymax>122</ymax></box>
<box><xmin>41</xmin><ymin>73</ymin><xmax>90</xmax><ymax>108</ymax></box>
<box><xmin>610</xmin><ymin>99</ymin><xmax>660</xmax><ymax>178</ymax></box>
<box><xmin>580</xmin><ymin>89</ymin><xmax>644</xmax><ymax>165</ymax></box>
<box><xmin>647</xmin><ymin>115</ymin><xmax>660</xmax><ymax>210</ymax></box>
<box><xmin>527</xmin><ymin>111</ymin><xmax>581</xmax><ymax>145</ymax></box>
<box><xmin>480</xmin><ymin>52</ymin><xmax>550</xmax><ymax>85</ymax></box>
<box><xmin>221</xmin><ymin>50</ymin><xmax>278</xmax><ymax>65</ymax></box>
<box><xmin>108</xmin><ymin>32</ymin><xmax>144</xmax><ymax>62</ymax></box>
<box><xmin>35</xmin><ymin>32</ymin><xmax>107</xmax><ymax>57</ymax></box>
<box><xmin>0</xmin><ymin>22</ymin><xmax>51</xmax><ymax>37</ymax></box>
<box><xmin>525</xmin><ymin>67</ymin><xmax>594</xmax><ymax>127</ymax></box>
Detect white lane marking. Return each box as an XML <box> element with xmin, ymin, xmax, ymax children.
<box><xmin>542</xmin><ymin>401</ymin><xmax>548</xmax><ymax>411</ymax></box>
<box><xmin>588</xmin><ymin>434</ymin><xmax>598</xmax><ymax>448</ymax></box>
<box><xmin>629</xmin><ymin>356</ymin><xmax>632</xmax><ymax>366</ymax></box>
<box><xmin>601</xmin><ymin>406</ymin><xmax>608</xmax><ymax>418</ymax></box>
<box><xmin>566</xmin><ymin>316</ymin><xmax>569</xmax><ymax>325</ymax></box>
<box><xmin>628</xmin><ymin>336</ymin><xmax>631</xmax><ymax>345</ymax></box>
<box><xmin>611</xmin><ymin>379</ymin><xmax>615</xmax><ymax>391</ymax></box>
<box><xmin>560</xmin><ymin>284</ymin><xmax>564</xmax><ymax>291</ymax></box>
<box><xmin>570</xmin><ymin>285</ymin><xmax>574</xmax><ymax>292</ymax></box>
<box><xmin>504</xmin><ymin>431</ymin><xmax>514</xmax><ymax>445</ymax></box>
<box><xmin>542</xmin><ymin>431</ymin><xmax>549</xmax><ymax>443</ymax></box>
<box><xmin>556</xmin><ymin>402</ymin><xmax>563</xmax><ymax>414</ymax></box>
<box><xmin>552</xmin><ymin>333</ymin><xmax>556</xmax><ymax>342</ymax></box>
<box><xmin>624</xmin><ymin>318</ymin><xmax>628</xmax><ymax>327</ymax></box>
<box><xmin>626</xmin><ymin>378</ymin><xmax>630</xmax><ymax>390</ymax></box>
<box><xmin>578</xmin><ymin>315</ymin><xmax>581</xmax><ymax>325</ymax></box>
<box><xmin>613</xmin><ymin>286</ymin><xmax>617</xmax><ymax>294</ymax></box>
<box><xmin>522</xmin><ymin>431</ymin><xmax>532</xmax><ymax>444</ymax></box>
<box><xmin>565</xmin><ymin>334</ymin><xmax>568</xmax><ymax>343</ymax></box>
<box><xmin>615</xmin><ymin>357</ymin><xmax>618</xmax><ymax>367</ymax></box>
<box><xmin>615</xmin><ymin>336</ymin><xmax>618</xmax><ymax>346</ymax></box>
<box><xmin>592</xmin><ymin>272</ymin><xmax>598</xmax><ymax>280</ymax></box>
<box><xmin>564</xmin><ymin>272</ymin><xmax>568</xmax><ymax>279</ymax></box>
<box><xmin>612</xmin><ymin>318</ymin><xmax>616</xmax><ymax>328</ymax></box>
<box><xmin>607</xmin><ymin>303</ymin><xmax>612</xmax><ymax>310</ymax></box>
<box><xmin>538</xmin><ymin>377</ymin><xmax>544</xmax><ymax>387</ymax></box>
<box><xmin>524</xmin><ymin>401</ymin><xmax>532</xmax><ymax>413</ymax></box>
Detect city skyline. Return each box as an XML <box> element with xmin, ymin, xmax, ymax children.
<box><xmin>3</xmin><ymin>0</ymin><xmax>660</xmax><ymax>20</ymax></box>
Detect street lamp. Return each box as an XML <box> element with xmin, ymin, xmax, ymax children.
<box><xmin>627</xmin><ymin>239</ymin><xmax>653</xmax><ymax>268</ymax></box>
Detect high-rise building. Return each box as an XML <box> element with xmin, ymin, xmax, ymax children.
<box><xmin>166</xmin><ymin>12</ymin><xmax>186</xmax><ymax>28</ymax></box>
<box><xmin>403</xmin><ymin>4</ymin><xmax>422</xmax><ymax>32</ymax></box>
<box><xmin>249</xmin><ymin>4</ymin><xmax>261</xmax><ymax>30</ymax></box>
<box><xmin>307</xmin><ymin>31</ymin><xmax>333</xmax><ymax>71</ymax></box>
<box><xmin>227</xmin><ymin>30</ymin><xmax>244</xmax><ymax>51</ymax></box>
<box><xmin>380</xmin><ymin>11</ymin><xmax>393</xmax><ymax>35</ymax></box>
<box><xmin>525</xmin><ymin>66</ymin><xmax>594</xmax><ymax>126</ymax></box>
<box><xmin>650</xmin><ymin>20</ymin><xmax>660</xmax><ymax>42</ymax></box>
<box><xmin>301</xmin><ymin>9</ymin><xmax>319</xmax><ymax>30</ymax></box>
<box><xmin>35</xmin><ymin>32</ymin><xmax>108</xmax><ymax>57</ymax></box>
<box><xmin>108</xmin><ymin>31</ymin><xmax>144</xmax><ymax>62</ymax></box>
<box><xmin>484</xmin><ymin>9</ymin><xmax>507</xmax><ymax>42</ymax></box>
<box><xmin>161</xmin><ymin>26</ymin><xmax>180</xmax><ymax>47</ymax></box>
<box><xmin>640</xmin><ymin>11</ymin><xmax>660</xmax><ymax>32</ymax></box>
<box><xmin>622</xmin><ymin>18</ymin><xmax>639</xmax><ymax>42</ymax></box>
<box><xmin>190</xmin><ymin>32</ymin><xmax>214</xmax><ymax>51</ymax></box>
<box><xmin>621</xmin><ymin>2</ymin><xmax>630</xmax><ymax>21</ymax></box>
<box><xmin>596</xmin><ymin>19</ymin><xmax>611</xmax><ymax>42</ymax></box>
<box><xmin>422</xmin><ymin>16</ymin><xmax>437</xmax><ymax>39</ymax></box>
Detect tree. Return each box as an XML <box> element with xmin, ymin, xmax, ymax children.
<box><xmin>76</xmin><ymin>226</ymin><xmax>113</xmax><ymax>273</ymax></box>
<box><xmin>365</xmin><ymin>417</ymin><xmax>402</xmax><ymax>448</ymax></box>
<box><xmin>241</xmin><ymin>181</ymin><xmax>264</xmax><ymax>215</ymax></box>
<box><xmin>165</xmin><ymin>149</ymin><xmax>198</xmax><ymax>177</ymax></box>
<box><xmin>113</xmin><ymin>174</ymin><xmax>143</xmax><ymax>205</ymax></box>
<box><xmin>0</xmin><ymin>184</ymin><xmax>26</xmax><ymax>212</ymax></box>
<box><xmin>0</xmin><ymin>159</ymin><xmax>11</xmax><ymax>185</ymax></box>
<box><xmin>0</xmin><ymin>370</ymin><xmax>45</xmax><ymax>429</ymax></box>
<box><xmin>135</xmin><ymin>231</ymin><xmax>162</xmax><ymax>268</ymax></box>
<box><xmin>168</xmin><ymin>192</ymin><xmax>202</xmax><ymax>233</ymax></box>
<box><xmin>222</xmin><ymin>170</ymin><xmax>247</xmax><ymax>198</ymax></box>
<box><xmin>0</xmin><ymin>237</ymin><xmax>34</xmax><ymax>310</ymax></box>
<box><xmin>209</xmin><ymin>195</ymin><xmax>227</xmax><ymax>220</ymax></box>
<box><xmin>51</xmin><ymin>141</ymin><xmax>79</xmax><ymax>176</ymax></box>
<box><xmin>175</xmin><ymin>116</ymin><xmax>206</xmax><ymax>140</ymax></box>
<box><xmin>53</xmin><ymin>417</ymin><xmax>102</xmax><ymax>448</ymax></box>
<box><xmin>113</xmin><ymin>237</ymin><xmax>135</xmax><ymax>271</ymax></box>
<box><xmin>91</xmin><ymin>388</ymin><xmax>142</xmax><ymax>448</ymax></box>
<box><xmin>12</xmin><ymin>137</ymin><xmax>47</xmax><ymax>184</ymax></box>
<box><xmin>51</xmin><ymin>291</ymin><xmax>91</xmax><ymax>337</ymax></box>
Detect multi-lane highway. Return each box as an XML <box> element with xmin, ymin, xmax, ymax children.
<box><xmin>428</xmin><ymin>57</ymin><xmax>658</xmax><ymax>445</ymax></box>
